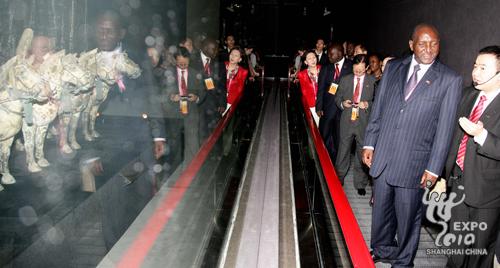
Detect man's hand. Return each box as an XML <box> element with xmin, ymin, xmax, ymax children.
<box><xmin>154</xmin><ymin>140</ymin><xmax>166</xmax><ymax>160</ymax></box>
<box><xmin>420</xmin><ymin>170</ymin><xmax>438</xmax><ymax>188</ymax></box>
<box><xmin>459</xmin><ymin>117</ymin><xmax>484</xmax><ymax>137</ymax></box>
<box><xmin>430</xmin><ymin>179</ymin><xmax>447</xmax><ymax>201</ymax></box>
<box><xmin>342</xmin><ymin>100</ymin><xmax>353</xmax><ymax>108</ymax></box>
<box><xmin>170</xmin><ymin>94</ymin><xmax>180</xmax><ymax>102</ymax></box>
<box><xmin>188</xmin><ymin>93</ymin><xmax>198</xmax><ymax>102</ymax></box>
<box><xmin>358</xmin><ymin>101</ymin><xmax>369</xmax><ymax>109</ymax></box>
<box><xmin>362</xmin><ymin>148</ymin><xmax>374</xmax><ymax>168</ymax></box>
<box><xmin>90</xmin><ymin>159</ymin><xmax>104</xmax><ymax>175</ymax></box>
<box><xmin>316</xmin><ymin>110</ymin><xmax>324</xmax><ymax>117</ymax></box>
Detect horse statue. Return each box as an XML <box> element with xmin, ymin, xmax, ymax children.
<box><xmin>57</xmin><ymin>53</ymin><xmax>95</xmax><ymax>154</ymax></box>
<box><xmin>80</xmin><ymin>49</ymin><xmax>141</xmax><ymax>141</ymax></box>
<box><xmin>0</xmin><ymin>28</ymin><xmax>50</xmax><ymax>189</ymax></box>
<box><xmin>22</xmin><ymin>50</ymin><xmax>94</xmax><ymax>172</ymax></box>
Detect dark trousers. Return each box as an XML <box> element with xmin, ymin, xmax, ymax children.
<box><xmin>447</xmin><ymin>166</ymin><xmax>500</xmax><ymax>268</ymax></box>
<box><xmin>318</xmin><ymin>109</ymin><xmax>340</xmax><ymax>163</ymax></box>
<box><xmin>371</xmin><ymin>175</ymin><xmax>424</xmax><ymax>267</ymax></box>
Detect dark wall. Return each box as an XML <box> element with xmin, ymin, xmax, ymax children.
<box><xmin>365</xmin><ymin>0</ymin><xmax>500</xmax><ymax>85</ymax></box>
<box><xmin>0</xmin><ymin>0</ymin><xmax>186</xmax><ymax>63</ymax></box>
<box><xmin>219</xmin><ymin>1</ymin><xmax>369</xmax><ymax>57</ymax></box>
<box><xmin>187</xmin><ymin>0</ymin><xmax>220</xmax><ymax>42</ymax></box>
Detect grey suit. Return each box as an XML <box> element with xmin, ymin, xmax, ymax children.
<box><xmin>334</xmin><ymin>74</ymin><xmax>376</xmax><ymax>189</ymax></box>
<box><xmin>364</xmin><ymin>55</ymin><xmax>462</xmax><ymax>267</ymax></box>
<box><xmin>150</xmin><ymin>66</ymin><xmax>205</xmax><ymax>164</ymax></box>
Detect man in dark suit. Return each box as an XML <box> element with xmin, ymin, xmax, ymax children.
<box><xmin>443</xmin><ymin>46</ymin><xmax>500</xmax><ymax>268</ymax></box>
<box><xmin>151</xmin><ymin>47</ymin><xmax>204</xmax><ymax>165</ymax></box>
<box><xmin>190</xmin><ymin>38</ymin><xmax>227</xmax><ymax>142</ymax></box>
<box><xmin>316</xmin><ymin>43</ymin><xmax>353</xmax><ymax>162</ymax></box>
<box><xmin>361</xmin><ymin>24</ymin><xmax>462</xmax><ymax>267</ymax></box>
<box><xmin>314</xmin><ymin>38</ymin><xmax>328</xmax><ymax>66</ymax></box>
<box><xmin>219</xmin><ymin>35</ymin><xmax>236</xmax><ymax>62</ymax></box>
<box><xmin>334</xmin><ymin>54</ymin><xmax>376</xmax><ymax>194</ymax></box>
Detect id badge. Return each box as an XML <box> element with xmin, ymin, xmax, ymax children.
<box><xmin>351</xmin><ymin>107</ymin><xmax>359</xmax><ymax>121</ymax></box>
<box><xmin>204</xmin><ymin>78</ymin><xmax>215</xmax><ymax>90</ymax></box>
<box><xmin>328</xmin><ymin>83</ymin><xmax>338</xmax><ymax>95</ymax></box>
<box><xmin>180</xmin><ymin>100</ymin><xmax>188</xmax><ymax>115</ymax></box>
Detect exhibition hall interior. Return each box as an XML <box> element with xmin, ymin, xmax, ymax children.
<box><xmin>0</xmin><ymin>0</ymin><xmax>499</xmax><ymax>267</ymax></box>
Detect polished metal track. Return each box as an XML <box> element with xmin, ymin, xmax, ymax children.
<box><xmin>218</xmin><ymin>81</ymin><xmax>299</xmax><ymax>268</ymax></box>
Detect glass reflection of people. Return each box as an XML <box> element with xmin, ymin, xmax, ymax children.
<box><xmin>296</xmin><ymin>51</ymin><xmax>321</xmax><ymax>126</ymax></box>
<box><xmin>151</xmin><ymin>47</ymin><xmax>204</xmax><ymax>166</ymax></box>
<box><xmin>179</xmin><ymin>37</ymin><xmax>194</xmax><ymax>54</ymax></box>
<box><xmin>222</xmin><ymin>47</ymin><xmax>247</xmax><ymax>155</ymax></box>
<box><xmin>191</xmin><ymin>38</ymin><xmax>227</xmax><ymax>141</ymax></box>
<box><xmin>225</xmin><ymin>48</ymin><xmax>248</xmax><ymax>111</ymax></box>
<box><xmin>95</xmin><ymin>11</ymin><xmax>125</xmax><ymax>52</ymax></box>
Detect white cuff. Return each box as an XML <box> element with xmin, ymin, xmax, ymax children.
<box><xmin>363</xmin><ymin>146</ymin><xmax>374</xmax><ymax>150</ymax></box>
<box><xmin>425</xmin><ymin>170</ymin><xmax>439</xmax><ymax>178</ymax></box>
<box><xmin>154</xmin><ymin>138</ymin><xmax>166</xmax><ymax>142</ymax></box>
<box><xmin>83</xmin><ymin>157</ymin><xmax>100</xmax><ymax>164</ymax></box>
<box><xmin>473</xmin><ymin>129</ymin><xmax>488</xmax><ymax>146</ymax></box>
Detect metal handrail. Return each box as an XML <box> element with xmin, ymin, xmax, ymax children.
<box><xmin>299</xmin><ymin>93</ymin><xmax>375</xmax><ymax>268</ymax></box>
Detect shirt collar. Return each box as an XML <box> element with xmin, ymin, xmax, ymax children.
<box><xmin>410</xmin><ymin>55</ymin><xmax>433</xmax><ymax>71</ymax></box>
<box><xmin>177</xmin><ymin>67</ymin><xmax>187</xmax><ymax>74</ymax></box>
<box><xmin>335</xmin><ymin>57</ymin><xmax>345</xmax><ymax>70</ymax></box>
<box><xmin>479</xmin><ymin>87</ymin><xmax>500</xmax><ymax>102</ymax></box>
<box><xmin>201</xmin><ymin>52</ymin><xmax>210</xmax><ymax>64</ymax></box>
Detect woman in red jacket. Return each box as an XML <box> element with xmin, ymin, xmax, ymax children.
<box><xmin>296</xmin><ymin>51</ymin><xmax>321</xmax><ymax>125</ymax></box>
<box><xmin>226</xmin><ymin>47</ymin><xmax>248</xmax><ymax>111</ymax></box>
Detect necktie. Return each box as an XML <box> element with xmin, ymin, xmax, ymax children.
<box><xmin>404</xmin><ymin>64</ymin><xmax>420</xmax><ymax>100</ymax></box>
<box><xmin>180</xmin><ymin>70</ymin><xmax>187</xmax><ymax>96</ymax></box>
<box><xmin>456</xmin><ymin>95</ymin><xmax>487</xmax><ymax>170</ymax></box>
<box><xmin>353</xmin><ymin>77</ymin><xmax>361</xmax><ymax>103</ymax></box>
<box><xmin>204</xmin><ymin>58</ymin><xmax>211</xmax><ymax>76</ymax></box>
<box><xmin>334</xmin><ymin>63</ymin><xmax>340</xmax><ymax>81</ymax></box>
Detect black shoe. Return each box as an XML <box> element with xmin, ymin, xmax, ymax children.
<box><xmin>370</xmin><ymin>251</ymin><xmax>391</xmax><ymax>263</ymax></box>
<box><xmin>357</xmin><ymin>188</ymin><xmax>366</xmax><ymax>196</ymax></box>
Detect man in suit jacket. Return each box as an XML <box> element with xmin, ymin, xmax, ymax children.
<box><xmin>151</xmin><ymin>47</ymin><xmax>204</xmax><ymax>165</ymax></box>
<box><xmin>314</xmin><ymin>38</ymin><xmax>328</xmax><ymax>66</ymax></box>
<box><xmin>191</xmin><ymin>38</ymin><xmax>227</xmax><ymax>142</ymax></box>
<box><xmin>443</xmin><ymin>46</ymin><xmax>500</xmax><ymax>268</ymax></box>
<box><xmin>316</xmin><ymin>43</ymin><xmax>353</xmax><ymax>162</ymax></box>
<box><xmin>334</xmin><ymin>54</ymin><xmax>376</xmax><ymax>194</ymax></box>
<box><xmin>361</xmin><ymin>24</ymin><xmax>462</xmax><ymax>267</ymax></box>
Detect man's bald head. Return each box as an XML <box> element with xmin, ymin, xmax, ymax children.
<box><xmin>411</xmin><ymin>23</ymin><xmax>440</xmax><ymax>41</ymax></box>
<box><xmin>95</xmin><ymin>10</ymin><xmax>125</xmax><ymax>51</ymax></box>
<box><xmin>327</xmin><ymin>43</ymin><xmax>344</xmax><ymax>64</ymax></box>
<box><xmin>201</xmin><ymin>37</ymin><xmax>218</xmax><ymax>59</ymax></box>
<box><xmin>409</xmin><ymin>23</ymin><xmax>440</xmax><ymax>64</ymax></box>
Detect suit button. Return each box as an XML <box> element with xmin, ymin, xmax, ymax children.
<box><xmin>400</xmin><ymin>109</ymin><xmax>404</xmax><ymax>113</ymax></box>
